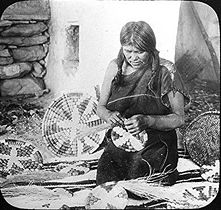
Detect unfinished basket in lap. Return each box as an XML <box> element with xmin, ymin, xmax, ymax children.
<box><xmin>111</xmin><ymin>126</ymin><xmax>148</xmax><ymax>152</ymax></box>
<box><xmin>42</xmin><ymin>92</ymin><xmax>107</xmax><ymax>157</ymax></box>
<box><xmin>183</xmin><ymin>111</ymin><xmax>220</xmax><ymax>166</ymax></box>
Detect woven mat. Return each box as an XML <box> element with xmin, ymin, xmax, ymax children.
<box><xmin>42</xmin><ymin>92</ymin><xmax>106</xmax><ymax>157</ymax></box>
<box><xmin>183</xmin><ymin>111</ymin><xmax>220</xmax><ymax>166</ymax></box>
<box><xmin>1</xmin><ymin>158</ymin><xmax>219</xmax><ymax>209</ymax></box>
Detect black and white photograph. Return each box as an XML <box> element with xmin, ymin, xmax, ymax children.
<box><xmin>0</xmin><ymin>0</ymin><xmax>220</xmax><ymax>209</ymax></box>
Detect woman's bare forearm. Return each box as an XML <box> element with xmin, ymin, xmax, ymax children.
<box><xmin>124</xmin><ymin>112</ymin><xmax>184</xmax><ymax>134</ymax></box>
<box><xmin>97</xmin><ymin>105</ymin><xmax>124</xmax><ymax>126</ymax></box>
<box><xmin>145</xmin><ymin>113</ymin><xmax>184</xmax><ymax>131</ymax></box>
<box><xmin>144</xmin><ymin>90</ymin><xmax>185</xmax><ymax>131</ymax></box>
<box><xmin>97</xmin><ymin>105</ymin><xmax>111</xmax><ymax>122</ymax></box>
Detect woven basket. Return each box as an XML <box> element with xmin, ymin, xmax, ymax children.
<box><xmin>183</xmin><ymin>111</ymin><xmax>220</xmax><ymax>166</ymax></box>
<box><xmin>42</xmin><ymin>92</ymin><xmax>107</xmax><ymax>157</ymax></box>
<box><xmin>85</xmin><ymin>181</ymin><xmax>128</xmax><ymax>209</ymax></box>
<box><xmin>111</xmin><ymin>126</ymin><xmax>148</xmax><ymax>152</ymax></box>
<box><xmin>0</xmin><ymin>139</ymin><xmax>43</xmax><ymax>175</ymax></box>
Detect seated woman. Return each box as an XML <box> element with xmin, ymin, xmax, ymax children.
<box><xmin>96</xmin><ymin>21</ymin><xmax>190</xmax><ymax>186</ymax></box>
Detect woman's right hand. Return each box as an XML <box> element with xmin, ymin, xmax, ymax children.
<box><xmin>106</xmin><ymin>111</ymin><xmax>124</xmax><ymax>127</ymax></box>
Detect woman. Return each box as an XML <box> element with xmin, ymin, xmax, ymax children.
<box><xmin>96</xmin><ymin>21</ymin><xmax>190</xmax><ymax>186</ymax></box>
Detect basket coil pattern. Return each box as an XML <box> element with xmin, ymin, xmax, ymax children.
<box><xmin>0</xmin><ymin>139</ymin><xmax>43</xmax><ymax>175</ymax></box>
<box><xmin>111</xmin><ymin>126</ymin><xmax>148</xmax><ymax>152</ymax></box>
<box><xmin>42</xmin><ymin>92</ymin><xmax>106</xmax><ymax>157</ymax></box>
<box><xmin>183</xmin><ymin>111</ymin><xmax>220</xmax><ymax>166</ymax></box>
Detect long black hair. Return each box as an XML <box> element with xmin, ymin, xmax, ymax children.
<box><xmin>113</xmin><ymin>21</ymin><xmax>160</xmax><ymax>85</ymax></box>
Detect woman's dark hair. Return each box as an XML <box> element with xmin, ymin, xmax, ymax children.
<box><xmin>113</xmin><ymin>21</ymin><xmax>160</xmax><ymax>85</ymax></box>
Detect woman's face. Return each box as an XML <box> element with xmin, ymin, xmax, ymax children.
<box><xmin>122</xmin><ymin>45</ymin><xmax>150</xmax><ymax>70</ymax></box>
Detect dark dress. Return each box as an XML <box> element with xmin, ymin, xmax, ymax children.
<box><xmin>96</xmin><ymin>59</ymin><xmax>190</xmax><ymax>185</ymax></box>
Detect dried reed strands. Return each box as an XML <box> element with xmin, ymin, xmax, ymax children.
<box><xmin>116</xmin><ymin>168</ymin><xmax>184</xmax><ymax>206</ymax></box>
<box><xmin>116</xmin><ymin>166</ymin><xmax>218</xmax><ymax>208</ymax></box>
<box><xmin>118</xmin><ymin>180</ymin><xmax>186</xmax><ymax>207</ymax></box>
<box><xmin>117</xmin><ymin>172</ymin><xmax>219</xmax><ymax>209</ymax></box>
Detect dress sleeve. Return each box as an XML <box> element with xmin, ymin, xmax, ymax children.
<box><xmin>160</xmin><ymin>59</ymin><xmax>191</xmax><ymax>109</ymax></box>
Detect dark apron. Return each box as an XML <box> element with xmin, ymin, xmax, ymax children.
<box><xmin>96</xmin><ymin>128</ymin><xmax>178</xmax><ymax>185</ymax></box>
<box><xmin>96</xmin><ymin>65</ymin><xmax>182</xmax><ymax>185</ymax></box>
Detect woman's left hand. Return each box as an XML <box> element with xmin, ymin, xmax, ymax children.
<box><xmin>124</xmin><ymin>114</ymin><xmax>149</xmax><ymax>135</ymax></box>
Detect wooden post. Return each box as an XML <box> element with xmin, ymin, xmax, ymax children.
<box><xmin>190</xmin><ymin>2</ymin><xmax>220</xmax><ymax>82</ymax></box>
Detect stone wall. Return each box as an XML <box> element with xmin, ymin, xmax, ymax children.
<box><xmin>0</xmin><ymin>0</ymin><xmax>50</xmax><ymax>97</ymax></box>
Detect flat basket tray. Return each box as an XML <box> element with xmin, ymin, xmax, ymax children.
<box><xmin>183</xmin><ymin>111</ymin><xmax>220</xmax><ymax>166</ymax></box>
<box><xmin>0</xmin><ymin>139</ymin><xmax>43</xmax><ymax>175</ymax></box>
<box><xmin>42</xmin><ymin>92</ymin><xmax>106</xmax><ymax>157</ymax></box>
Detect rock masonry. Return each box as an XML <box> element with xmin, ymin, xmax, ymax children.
<box><xmin>0</xmin><ymin>14</ymin><xmax>50</xmax><ymax>96</ymax></box>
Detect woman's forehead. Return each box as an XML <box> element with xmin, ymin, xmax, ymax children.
<box><xmin>122</xmin><ymin>45</ymin><xmax>140</xmax><ymax>51</ymax></box>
